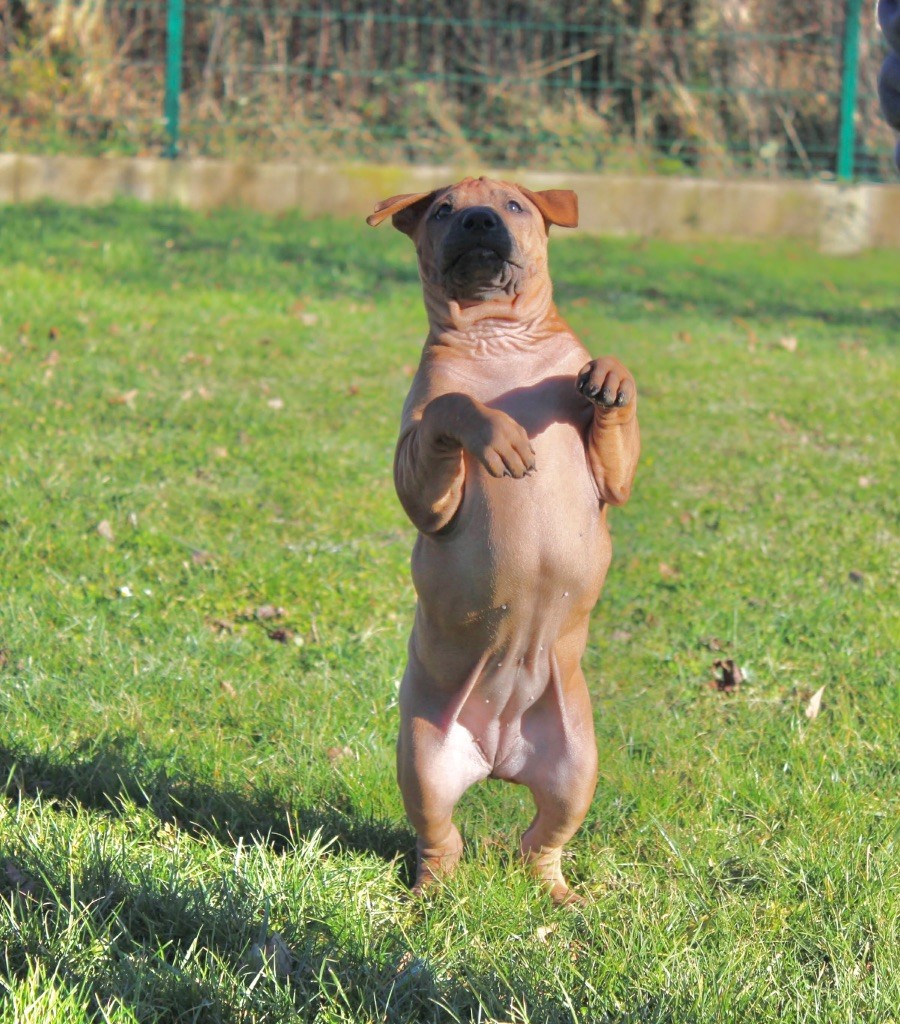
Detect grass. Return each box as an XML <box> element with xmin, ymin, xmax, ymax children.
<box><xmin>0</xmin><ymin>199</ymin><xmax>897</xmax><ymax>1023</ymax></box>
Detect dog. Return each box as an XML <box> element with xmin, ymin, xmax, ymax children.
<box><xmin>367</xmin><ymin>177</ymin><xmax>640</xmax><ymax>903</ymax></box>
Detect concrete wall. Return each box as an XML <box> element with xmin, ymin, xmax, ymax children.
<box><xmin>1</xmin><ymin>152</ymin><xmax>898</xmax><ymax>251</ymax></box>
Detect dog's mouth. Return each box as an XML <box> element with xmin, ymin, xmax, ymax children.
<box><xmin>441</xmin><ymin>243</ymin><xmax>523</xmax><ymax>301</ymax></box>
<box><xmin>444</xmin><ymin>244</ymin><xmax>520</xmax><ymax>271</ymax></box>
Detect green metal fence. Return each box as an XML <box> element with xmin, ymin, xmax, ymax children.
<box><xmin>0</xmin><ymin>0</ymin><xmax>893</xmax><ymax>181</ymax></box>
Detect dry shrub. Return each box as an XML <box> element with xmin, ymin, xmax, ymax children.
<box><xmin>0</xmin><ymin>0</ymin><xmax>892</xmax><ymax>177</ymax></box>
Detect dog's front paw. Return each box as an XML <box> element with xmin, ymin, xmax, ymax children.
<box><xmin>577</xmin><ymin>357</ymin><xmax>635</xmax><ymax>411</ymax></box>
<box><xmin>467</xmin><ymin>408</ymin><xmax>536</xmax><ymax>479</ymax></box>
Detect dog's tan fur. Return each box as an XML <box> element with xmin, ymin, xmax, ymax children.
<box><xmin>368</xmin><ymin>177</ymin><xmax>640</xmax><ymax>902</ymax></box>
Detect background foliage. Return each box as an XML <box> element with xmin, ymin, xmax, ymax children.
<box><xmin>0</xmin><ymin>0</ymin><xmax>892</xmax><ymax>177</ymax></box>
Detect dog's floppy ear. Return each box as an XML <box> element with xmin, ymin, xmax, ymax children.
<box><xmin>516</xmin><ymin>186</ymin><xmax>579</xmax><ymax>230</ymax></box>
<box><xmin>366</xmin><ymin>190</ymin><xmax>439</xmax><ymax>236</ymax></box>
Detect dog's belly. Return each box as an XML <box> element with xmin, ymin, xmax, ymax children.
<box><xmin>406</xmin><ymin>421</ymin><xmax>609</xmax><ymax>772</ymax></box>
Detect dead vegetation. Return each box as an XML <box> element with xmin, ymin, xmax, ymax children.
<box><xmin>0</xmin><ymin>0</ymin><xmax>892</xmax><ymax>176</ymax></box>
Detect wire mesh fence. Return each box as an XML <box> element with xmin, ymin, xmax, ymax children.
<box><xmin>0</xmin><ymin>0</ymin><xmax>894</xmax><ymax>181</ymax></box>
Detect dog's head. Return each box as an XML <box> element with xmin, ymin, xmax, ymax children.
<box><xmin>367</xmin><ymin>177</ymin><xmax>578</xmax><ymax>329</ymax></box>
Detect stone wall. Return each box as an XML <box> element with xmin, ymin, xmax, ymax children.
<box><xmin>1</xmin><ymin>153</ymin><xmax>898</xmax><ymax>251</ymax></box>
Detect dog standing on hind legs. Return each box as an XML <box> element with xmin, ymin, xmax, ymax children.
<box><xmin>367</xmin><ymin>177</ymin><xmax>640</xmax><ymax>904</ymax></box>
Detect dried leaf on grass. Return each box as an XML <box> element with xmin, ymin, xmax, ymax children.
<box><xmin>108</xmin><ymin>388</ymin><xmax>138</xmax><ymax>407</ymax></box>
<box><xmin>327</xmin><ymin>745</ymin><xmax>354</xmax><ymax>764</ymax></box>
<box><xmin>254</xmin><ymin>605</ymin><xmax>284</xmax><ymax>621</ymax></box>
<box><xmin>805</xmin><ymin>686</ymin><xmax>825</xmax><ymax>721</ymax></box>
<box><xmin>247</xmin><ymin>932</ymin><xmax>294</xmax><ymax>979</ymax></box>
<box><xmin>710</xmin><ymin>659</ymin><xmax>743</xmax><ymax>692</ymax></box>
<box><xmin>3</xmin><ymin>861</ymin><xmax>35</xmax><ymax>897</ymax></box>
<box><xmin>96</xmin><ymin>519</ymin><xmax>115</xmax><ymax>542</ymax></box>
<box><xmin>393</xmin><ymin>951</ymin><xmax>433</xmax><ymax>986</ymax></box>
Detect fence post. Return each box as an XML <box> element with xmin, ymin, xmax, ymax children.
<box><xmin>164</xmin><ymin>0</ymin><xmax>185</xmax><ymax>158</ymax></box>
<box><xmin>837</xmin><ymin>0</ymin><xmax>863</xmax><ymax>181</ymax></box>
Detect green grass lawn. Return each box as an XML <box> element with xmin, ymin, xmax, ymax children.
<box><xmin>0</xmin><ymin>200</ymin><xmax>897</xmax><ymax>1023</ymax></box>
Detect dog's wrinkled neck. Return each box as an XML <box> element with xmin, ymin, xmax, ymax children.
<box><xmin>421</xmin><ymin>262</ymin><xmax>554</xmax><ymax>336</ymax></box>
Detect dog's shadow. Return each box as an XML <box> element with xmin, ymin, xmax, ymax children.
<box><xmin>0</xmin><ymin>737</ymin><xmax>610</xmax><ymax>1022</ymax></box>
<box><xmin>0</xmin><ymin>735</ymin><xmax>411</xmax><ymax>864</ymax></box>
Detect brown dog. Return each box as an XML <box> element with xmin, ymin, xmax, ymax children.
<box><xmin>367</xmin><ymin>177</ymin><xmax>640</xmax><ymax>903</ymax></box>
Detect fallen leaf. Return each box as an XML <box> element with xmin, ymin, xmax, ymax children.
<box><xmin>733</xmin><ymin>316</ymin><xmax>759</xmax><ymax>350</ymax></box>
<box><xmin>108</xmin><ymin>389</ymin><xmax>138</xmax><ymax>407</ymax></box>
<box><xmin>220</xmin><ymin>680</ymin><xmax>237</xmax><ymax>698</ymax></box>
<box><xmin>212</xmin><ymin>446</ymin><xmax>229</xmax><ymax>459</ymax></box>
<box><xmin>805</xmin><ymin>686</ymin><xmax>825</xmax><ymax>720</ymax></box>
<box><xmin>658</xmin><ymin>562</ymin><xmax>679</xmax><ymax>581</ymax></box>
<box><xmin>41</xmin><ymin>350</ymin><xmax>60</xmax><ymax>367</ymax></box>
<box><xmin>267</xmin><ymin>397</ymin><xmax>285</xmax><ymax>410</ymax></box>
<box><xmin>401</xmin><ymin>364</ymin><xmax>416</xmax><ymax>377</ymax></box>
<box><xmin>247</xmin><ymin>932</ymin><xmax>293</xmax><ymax>979</ymax></box>
<box><xmin>4</xmin><ymin>861</ymin><xmax>35</xmax><ymax>896</ymax></box>
<box><xmin>191</xmin><ymin>549</ymin><xmax>214</xmax><ymax>565</ymax></box>
<box><xmin>298</xmin><ymin>312</ymin><xmax>319</xmax><ymax>327</ymax></box>
<box><xmin>255</xmin><ymin>605</ymin><xmax>284</xmax><ymax>621</ymax></box>
<box><xmin>847</xmin><ymin>570</ymin><xmax>864</xmax><ymax>585</ymax></box>
<box><xmin>96</xmin><ymin>520</ymin><xmax>115</xmax><ymax>542</ymax></box>
<box><xmin>347</xmin><ymin>384</ymin><xmax>360</xmax><ymax>396</ymax></box>
<box><xmin>779</xmin><ymin>335</ymin><xmax>798</xmax><ymax>353</ymax></box>
<box><xmin>267</xmin><ymin>627</ymin><xmax>294</xmax><ymax>644</ymax></box>
<box><xmin>393</xmin><ymin>952</ymin><xmax>431</xmax><ymax>984</ymax></box>
<box><xmin>327</xmin><ymin>745</ymin><xmax>353</xmax><ymax>764</ymax></box>
<box><xmin>857</xmin><ymin>476</ymin><xmax>872</xmax><ymax>488</ymax></box>
<box><xmin>180</xmin><ymin>351</ymin><xmax>212</xmax><ymax>366</ymax></box>
<box><xmin>535</xmin><ymin>924</ymin><xmax>559</xmax><ymax>943</ymax></box>
<box><xmin>701</xmin><ymin>637</ymin><xmax>724</xmax><ymax>652</ymax></box>
<box><xmin>710</xmin><ymin>659</ymin><xmax>742</xmax><ymax>692</ymax></box>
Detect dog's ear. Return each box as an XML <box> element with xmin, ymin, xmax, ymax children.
<box><xmin>516</xmin><ymin>186</ymin><xmax>579</xmax><ymax>230</ymax></box>
<box><xmin>366</xmin><ymin>190</ymin><xmax>439</xmax><ymax>236</ymax></box>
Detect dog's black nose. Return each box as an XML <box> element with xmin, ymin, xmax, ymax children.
<box><xmin>461</xmin><ymin>207</ymin><xmax>500</xmax><ymax>233</ymax></box>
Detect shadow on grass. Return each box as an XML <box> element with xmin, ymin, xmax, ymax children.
<box><xmin>0</xmin><ymin>734</ymin><xmax>412</xmax><ymax>868</ymax></box>
<box><xmin>0</xmin><ymin>736</ymin><xmax>698</xmax><ymax>1022</ymax></box>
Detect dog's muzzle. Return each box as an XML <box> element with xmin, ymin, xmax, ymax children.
<box><xmin>440</xmin><ymin>206</ymin><xmax>522</xmax><ymax>300</ymax></box>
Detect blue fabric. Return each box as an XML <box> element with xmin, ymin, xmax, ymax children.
<box><xmin>879</xmin><ymin>0</ymin><xmax>900</xmax><ymax>167</ymax></box>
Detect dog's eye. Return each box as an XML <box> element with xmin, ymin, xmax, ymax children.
<box><xmin>433</xmin><ymin>203</ymin><xmax>453</xmax><ymax>220</ymax></box>
<box><xmin>506</xmin><ymin>200</ymin><xmax>524</xmax><ymax>213</ymax></box>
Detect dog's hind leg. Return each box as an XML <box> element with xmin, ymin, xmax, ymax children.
<box><xmin>397</xmin><ymin>699</ymin><xmax>490</xmax><ymax>894</ymax></box>
<box><xmin>517</xmin><ymin>666</ymin><xmax>598</xmax><ymax>905</ymax></box>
